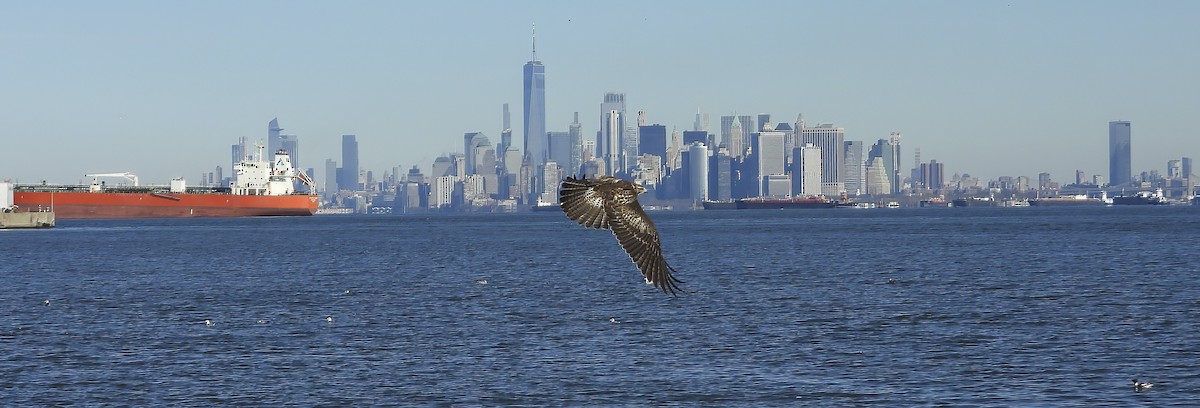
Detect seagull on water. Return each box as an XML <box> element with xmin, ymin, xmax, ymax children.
<box><xmin>204</xmin><ymin>319</ymin><xmax>214</xmax><ymax>327</ymax></box>
<box><xmin>325</xmin><ymin>315</ymin><xmax>334</xmax><ymax>323</ymax></box>
<box><xmin>476</xmin><ymin>279</ymin><xmax>488</xmax><ymax>285</ymax></box>
<box><xmin>43</xmin><ymin>299</ymin><xmax>50</xmax><ymax>306</ymax></box>
<box><xmin>1133</xmin><ymin>379</ymin><xmax>1153</xmax><ymax>391</ymax></box>
<box><xmin>609</xmin><ymin>317</ymin><xmax>620</xmax><ymax>324</ymax></box>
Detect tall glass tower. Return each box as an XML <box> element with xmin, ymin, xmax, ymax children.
<box><xmin>1109</xmin><ymin>121</ymin><xmax>1131</xmax><ymax>186</ymax></box>
<box><xmin>340</xmin><ymin>134</ymin><xmax>359</xmax><ymax>191</ymax></box>
<box><xmin>523</xmin><ymin>26</ymin><xmax>546</xmax><ymax>171</ymax></box>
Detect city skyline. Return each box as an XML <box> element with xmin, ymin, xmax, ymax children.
<box><xmin>2</xmin><ymin>1</ymin><xmax>1198</xmax><ymax>185</ymax></box>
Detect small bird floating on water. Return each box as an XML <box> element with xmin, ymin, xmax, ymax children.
<box><xmin>476</xmin><ymin>279</ymin><xmax>488</xmax><ymax>285</ymax></box>
<box><xmin>204</xmin><ymin>319</ymin><xmax>214</xmax><ymax>327</ymax></box>
<box><xmin>1133</xmin><ymin>379</ymin><xmax>1153</xmax><ymax>391</ymax></box>
<box><xmin>325</xmin><ymin>315</ymin><xmax>334</xmax><ymax>323</ymax></box>
<box><xmin>609</xmin><ymin>317</ymin><xmax>620</xmax><ymax>324</ymax></box>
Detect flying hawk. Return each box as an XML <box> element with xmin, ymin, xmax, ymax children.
<box><xmin>559</xmin><ymin>175</ymin><xmax>683</xmax><ymax>295</ymax></box>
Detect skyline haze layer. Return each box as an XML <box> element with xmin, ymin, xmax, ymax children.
<box><xmin>2</xmin><ymin>1</ymin><xmax>1197</xmax><ymax>185</ymax></box>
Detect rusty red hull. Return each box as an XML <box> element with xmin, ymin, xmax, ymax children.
<box><xmin>12</xmin><ymin>191</ymin><xmax>318</xmax><ymax>219</ymax></box>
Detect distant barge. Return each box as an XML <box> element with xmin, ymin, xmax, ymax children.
<box><xmin>703</xmin><ymin>196</ymin><xmax>837</xmax><ymax>210</ymax></box>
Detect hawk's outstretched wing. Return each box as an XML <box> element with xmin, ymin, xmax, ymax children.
<box><xmin>560</xmin><ymin>176</ymin><xmax>611</xmax><ymax>229</ymax></box>
<box><xmin>559</xmin><ymin>176</ymin><xmax>683</xmax><ymax>295</ymax></box>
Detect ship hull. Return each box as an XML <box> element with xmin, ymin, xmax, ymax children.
<box><xmin>734</xmin><ymin>198</ymin><xmax>837</xmax><ymax>209</ymax></box>
<box><xmin>12</xmin><ymin>191</ymin><xmax>318</xmax><ymax>219</ymax></box>
<box><xmin>1028</xmin><ymin>199</ymin><xmax>1106</xmax><ymax>206</ymax></box>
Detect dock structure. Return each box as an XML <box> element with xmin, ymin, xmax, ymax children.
<box><xmin>2</xmin><ymin>182</ymin><xmax>55</xmax><ymax>228</ymax></box>
<box><xmin>0</xmin><ymin>211</ymin><xmax>55</xmax><ymax>229</ymax></box>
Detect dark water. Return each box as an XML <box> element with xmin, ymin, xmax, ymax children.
<box><xmin>2</xmin><ymin>207</ymin><xmax>1199</xmax><ymax>406</ymax></box>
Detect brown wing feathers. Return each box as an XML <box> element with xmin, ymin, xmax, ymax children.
<box><xmin>559</xmin><ymin>176</ymin><xmax>683</xmax><ymax>295</ymax></box>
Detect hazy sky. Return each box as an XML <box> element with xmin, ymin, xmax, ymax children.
<box><xmin>2</xmin><ymin>1</ymin><xmax>1197</xmax><ymax>185</ymax></box>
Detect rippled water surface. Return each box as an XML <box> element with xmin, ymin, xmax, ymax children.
<box><xmin>3</xmin><ymin>207</ymin><xmax>1199</xmax><ymax>406</ymax></box>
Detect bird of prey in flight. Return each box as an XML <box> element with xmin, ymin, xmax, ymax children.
<box><xmin>559</xmin><ymin>175</ymin><xmax>683</xmax><ymax>295</ymax></box>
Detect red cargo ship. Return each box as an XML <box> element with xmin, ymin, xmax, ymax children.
<box><xmin>10</xmin><ymin>146</ymin><xmax>318</xmax><ymax>219</ymax></box>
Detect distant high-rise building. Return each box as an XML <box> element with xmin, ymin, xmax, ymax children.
<box><xmin>431</xmin><ymin>155</ymin><xmax>453</xmax><ymax>178</ymax></box>
<box><xmin>792</xmin><ymin>144</ymin><xmax>822</xmax><ymax>196</ymax></box>
<box><xmin>683</xmin><ymin>130</ymin><xmax>708</xmax><ymax>147</ymax></box>
<box><xmin>688</xmin><ymin>143</ymin><xmax>709</xmax><ymax>201</ymax></box>
<box><xmin>719</xmin><ymin>115</ymin><xmax>753</xmax><ymax>158</ymax></box>
<box><xmin>568</xmin><ymin>112</ymin><xmax>583</xmax><ymax>175</ymax></box>
<box><xmin>867</xmin><ymin>133</ymin><xmax>902</xmax><ymax>195</ymax></box>
<box><xmin>757</xmin><ymin>113</ymin><xmax>771</xmax><ymax>132</ymax></box>
<box><xmin>801</xmin><ymin>124</ymin><xmax>846</xmax><ymax>196</ymax></box>
<box><xmin>844</xmin><ymin>141</ymin><xmax>865</xmax><ymax>195</ymax></box>
<box><xmin>1038</xmin><ymin>172</ymin><xmax>1052</xmax><ymax>190</ymax></box>
<box><xmin>667</xmin><ymin>127</ymin><xmax>683</xmax><ymax>170</ymax></box>
<box><xmin>728</xmin><ymin>119</ymin><xmax>744</xmax><ymax>159</ymax></box>
<box><xmin>231</xmin><ymin>136</ymin><xmax>247</xmax><ymax>174</ymax></box>
<box><xmin>1167</xmin><ymin>159</ymin><xmax>1183</xmax><ymax>180</ymax></box>
<box><xmin>918</xmin><ymin>160</ymin><xmax>945</xmax><ymax>192</ymax></box>
<box><xmin>339</xmin><ymin>135</ymin><xmax>359</xmax><ymax>191</ymax></box>
<box><xmin>268</xmin><ymin>118</ymin><xmax>283</xmax><ymax>158</ymax></box>
<box><xmin>432</xmin><ymin>176</ymin><xmax>457</xmax><ymax>209</ymax></box>
<box><xmin>1075</xmin><ymin>169</ymin><xmax>1087</xmax><ymax>185</ymax></box>
<box><xmin>623</xmin><ymin>123</ymin><xmax>639</xmax><ymax>173</ymax></box>
<box><xmin>1109</xmin><ymin>121</ymin><xmax>1132</xmax><ymax>186</ymax></box>
<box><xmin>710</xmin><ymin>151</ymin><xmax>733</xmax><ymax>201</ymax></box>
<box><xmin>500</xmin><ymin>104</ymin><xmax>513</xmax><ymax>158</ymax></box>
<box><xmin>752</xmin><ymin>131</ymin><xmax>786</xmax><ymax>197</ymax></box>
<box><xmin>324</xmin><ymin>159</ymin><xmax>338</xmax><ymax>198</ymax></box>
<box><xmin>279</xmin><ymin>135</ymin><xmax>299</xmax><ymax>169</ymax></box>
<box><xmin>523</xmin><ymin>27</ymin><xmax>547</xmax><ymax>170</ymax></box>
<box><xmin>638</xmin><ymin>124</ymin><xmax>667</xmax><ymax>161</ymax></box>
<box><xmin>463</xmin><ymin>132</ymin><xmax>490</xmax><ymax>175</ymax></box>
<box><xmin>547</xmin><ymin>131</ymin><xmax>572</xmax><ymax>173</ymax></box>
<box><xmin>864</xmin><ymin>156</ymin><xmax>890</xmax><ymax>195</ymax></box>
<box><xmin>599</xmin><ymin>92</ymin><xmax>626</xmax><ymax>175</ymax></box>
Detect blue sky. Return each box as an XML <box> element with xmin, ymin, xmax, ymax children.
<box><xmin>2</xmin><ymin>1</ymin><xmax>1197</xmax><ymax>185</ymax></box>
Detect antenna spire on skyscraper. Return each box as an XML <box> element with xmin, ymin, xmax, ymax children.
<box><xmin>532</xmin><ymin>23</ymin><xmax>537</xmax><ymax>61</ymax></box>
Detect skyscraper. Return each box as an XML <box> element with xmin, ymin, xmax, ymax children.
<box><xmin>800</xmin><ymin>123</ymin><xmax>846</xmax><ymax>196</ymax></box>
<box><xmin>268</xmin><ymin>118</ymin><xmax>282</xmax><ymax>157</ymax></box>
<box><xmin>792</xmin><ymin>144</ymin><xmax>822</xmax><ymax>196</ymax></box>
<box><xmin>638</xmin><ymin>124</ymin><xmax>667</xmax><ymax>161</ymax></box>
<box><xmin>844</xmin><ymin>141</ymin><xmax>864</xmax><ymax>195</ymax></box>
<box><xmin>280</xmin><ymin>135</ymin><xmax>299</xmax><ymax>169</ymax></box>
<box><xmin>867</xmin><ymin>133</ymin><xmax>902</xmax><ymax>195</ymax></box>
<box><xmin>688</xmin><ymin>142</ymin><xmax>709</xmax><ymax>201</ymax></box>
<box><xmin>599</xmin><ymin>92</ymin><xmax>626</xmax><ymax>175</ymax></box>
<box><xmin>339</xmin><ymin>134</ymin><xmax>359</xmax><ymax>191</ymax></box>
<box><xmin>1109</xmin><ymin>121</ymin><xmax>1131</xmax><ymax>186</ymax></box>
<box><xmin>751</xmin><ymin>130</ymin><xmax>786</xmax><ymax>197</ymax></box>
<box><xmin>523</xmin><ymin>27</ymin><xmax>546</xmax><ymax>170</ymax></box>
<box><xmin>566</xmin><ymin>112</ymin><xmax>583</xmax><ymax>175</ymax></box>
<box><xmin>500</xmin><ymin>103</ymin><xmax>512</xmax><ymax>158</ymax></box>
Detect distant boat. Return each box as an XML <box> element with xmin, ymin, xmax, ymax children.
<box><xmin>919</xmin><ymin>197</ymin><xmax>951</xmax><ymax>208</ymax></box>
<box><xmin>1029</xmin><ymin>192</ymin><xmax>1109</xmax><ymax>206</ymax></box>
<box><xmin>1111</xmin><ymin>188</ymin><xmax>1167</xmax><ymax>205</ymax></box>
<box><xmin>701</xmin><ymin>200</ymin><xmax>737</xmax><ymax>210</ymax></box>
<box><xmin>951</xmin><ymin>197</ymin><xmax>996</xmax><ymax>207</ymax></box>
<box><xmin>734</xmin><ymin>196</ymin><xmax>837</xmax><ymax>210</ymax></box>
